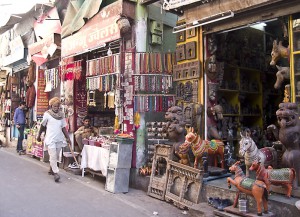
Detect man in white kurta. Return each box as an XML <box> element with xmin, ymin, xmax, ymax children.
<box><xmin>37</xmin><ymin>97</ymin><xmax>71</xmax><ymax>182</ymax></box>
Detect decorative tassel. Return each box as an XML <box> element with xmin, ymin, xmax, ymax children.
<box><xmin>114</xmin><ymin>116</ymin><xmax>120</xmax><ymax>134</ymax></box>
<box><xmin>134</xmin><ymin>112</ymin><xmax>141</xmax><ymax>129</ymax></box>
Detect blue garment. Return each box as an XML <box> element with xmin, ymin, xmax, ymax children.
<box><xmin>13</xmin><ymin>107</ymin><xmax>25</xmax><ymax>125</ymax></box>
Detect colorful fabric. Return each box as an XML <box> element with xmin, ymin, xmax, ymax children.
<box><xmin>240</xmin><ymin>178</ymin><xmax>255</xmax><ymax>191</ymax></box>
<box><xmin>26</xmin><ymin>85</ymin><xmax>36</xmax><ymax>108</ymax></box>
<box><xmin>209</xmin><ymin>140</ymin><xmax>220</xmax><ymax>151</ymax></box>
<box><xmin>269</xmin><ymin>168</ymin><xmax>291</xmax><ymax>182</ymax></box>
<box><xmin>260</xmin><ymin>147</ymin><xmax>274</xmax><ymax>161</ymax></box>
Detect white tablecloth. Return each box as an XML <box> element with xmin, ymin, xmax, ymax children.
<box><xmin>81</xmin><ymin>145</ymin><xmax>109</xmax><ymax>176</ymax></box>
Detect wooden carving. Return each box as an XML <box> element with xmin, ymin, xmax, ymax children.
<box><xmin>249</xmin><ymin>160</ymin><xmax>296</xmax><ymax>197</ymax></box>
<box><xmin>185</xmin><ymin>41</ymin><xmax>196</xmax><ymax>60</ymax></box>
<box><xmin>276</xmin><ymin>102</ymin><xmax>300</xmax><ymax>188</ymax></box>
<box><xmin>270</xmin><ymin>40</ymin><xmax>289</xmax><ymax>66</ymax></box>
<box><xmin>227</xmin><ymin>161</ymin><xmax>269</xmax><ymax>216</ymax></box>
<box><xmin>239</xmin><ymin>129</ymin><xmax>277</xmax><ymax>177</ymax></box>
<box><xmin>176</xmin><ymin>44</ymin><xmax>186</xmax><ymax>62</ymax></box>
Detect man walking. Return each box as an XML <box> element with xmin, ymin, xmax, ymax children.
<box><xmin>13</xmin><ymin>102</ymin><xmax>26</xmax><ymax>153</ymax></box>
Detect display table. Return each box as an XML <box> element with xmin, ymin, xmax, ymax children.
<box><xmin>81</xmin><ymin>145</ymin><xmax>109</xmax><ymax>177</ymax></box>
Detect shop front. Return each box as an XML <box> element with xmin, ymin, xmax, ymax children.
<box><xmin>26</xmin><ymin>6</ymin><xmax>62</xmax><ymax>161</ymax></box>
<box><xmin>2</xmin><ymin>35</ymin><xmax>32</xmax><ymax>144</ymax></box>
<box><xmin>60</xmin><ymin>0</ymin><xmax>136</xmax><ymax>193</ymax></box>
<box><xmin>159</xmin><ymin>0</ymin><xmax>300</xmax><ymax>214</ymax></box>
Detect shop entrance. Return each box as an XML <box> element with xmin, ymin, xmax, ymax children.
<box><xmin>209</xmin><ymin>18</ymin><xmax>288</xmax><ymax>156</ymax></box>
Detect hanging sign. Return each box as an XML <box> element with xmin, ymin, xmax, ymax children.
<box><xmin>36</xmin><ymin>69</ymin><xmax>49</xmax><ymax>117</ymax></box>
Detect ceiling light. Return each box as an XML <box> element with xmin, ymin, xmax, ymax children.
<box><xmin>173</xmin><ymin>10</ymin><xmax>234</xmax><ymax>34</ymax></box>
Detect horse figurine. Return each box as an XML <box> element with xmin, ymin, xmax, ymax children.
<box><xmin>274</xmin><ymin>65</ymin><xmax>290</xmax><ymax>89</ymax></box>
<box><xmin>249</xmin><ymin>160</ymin><xmax>296</xmax><ymax>197</ymax></box>
<box><xmin>270</xmin><ymin>40</ymin><xmax>289</xmax><ymax>66</ymax></box>
<box><xmin>239</xmin><ymin>129</ymin><xmax>277</xmax><ymax>177</ymax></box>
<box><xmin>227</xmin><ymin>161</ymin><xmax>269</xmax><ymax>216</ymax></box>
<box><xmin>181</xmin><ymin>127</ymin><xmax>224</xmax><ymax>169</ymax></box>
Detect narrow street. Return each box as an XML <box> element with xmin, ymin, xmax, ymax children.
<box><xmin>0</xmin><ymin>147</ymin><xmax>191</xmax><ymax>217</ymax></box>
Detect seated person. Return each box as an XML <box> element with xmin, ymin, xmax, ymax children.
<box><xmin>74</xmin><ymin>116</ymin><xmax>98</xmax><ymax>152</ymax></box>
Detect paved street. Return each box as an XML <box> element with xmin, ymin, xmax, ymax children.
<box><xmin>0</xmin><ymin>147</ymin><xmax>192</xmax><ymax>217</ymax></box>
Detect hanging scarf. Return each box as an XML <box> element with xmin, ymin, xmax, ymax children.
<box><xmin>46</xmin><ymin>109</ymin><xmax>64</xmax><ymax>120</ymax></box>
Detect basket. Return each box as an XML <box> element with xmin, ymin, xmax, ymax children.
<box><xmin>116</xmin><ymin>16</ymin><xmax>131</xmax><ymax>34</ymax></box>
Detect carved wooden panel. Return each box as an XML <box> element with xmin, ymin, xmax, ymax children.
<box><xmin>147</xmin><ymin>144</ymin><xmax>173</xmax><ymax>200</ymax></box>
<box><xmin>176</xmin><ymin>31</ymin><xmax>186</xmax><ymax>43</ymax></box>
<box><xmin>165</xmin><ymin>160</ymin><xmax>203</xmax><ymax>209</ymax></box>
<box><xmin>173</xmin><ymin>61</ymin><xmax>201</xmax><ymax>81</ymax></box>
<box><xmin>186</xmin><ymin>28</ymin><xmax>196</xmax><ymax>38</ymax></box>
<box><xmin>186</xmin><ymin>41</ymin><xmax>196</xmax><ymax>60</ymax></box>
<box><xmin>176</xmin><ymin>44</ymin><xmax>186</xmax><ymax>62</ymax></box>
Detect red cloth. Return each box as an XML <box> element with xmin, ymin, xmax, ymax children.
<box><xmin>26</xmin><ymin>85</ymin><xmax>36</xmax><ymax>108</ymax></box>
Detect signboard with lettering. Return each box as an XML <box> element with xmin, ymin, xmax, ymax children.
<box><xmin>36</xmin><ymin>69</ymin><xmax>49</xmax><ymax>117</ymax></box>
<box><xmin>61</xmin><ymin>13</ymin><xmax>120</xmax><ymax>57</ymax></box>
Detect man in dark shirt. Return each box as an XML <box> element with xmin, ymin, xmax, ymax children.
<box><xmin>13</xmin><ymin>102</ymin><xmax>26</xmax><ymax>153</ymax></box>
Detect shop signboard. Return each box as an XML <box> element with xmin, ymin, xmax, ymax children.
<box><xmin>3</xmin><ymin>36</ymin><xmax>25</xmax><ymax>67</ymax></box>
<box><xmin>61</xmin><ymin>13</ymin><xmax>120</xmax><ymax>57</ymax></box>
<box><xmin>36</xmin><ymin>69</ymin><xmax>49</xmax><ymax>117</ymax></box>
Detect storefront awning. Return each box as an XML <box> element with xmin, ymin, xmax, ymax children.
<box><xmin>28</xmin><ymin>33</ymin><xmax>61</xmax><ymax>66</ymax></box>
<box><xmin>61</xmin><ymin>0</ymin><xmax>102</xmax><ymax>38</ymax></box>
<box><xmin>0</xmin><ymin>4</ymin><xmax>53</xmax><ymax>35</ymax></box>
<box><xmin>182</xmin><ymin>0</ymin><xmax>300</xmax><ymax>34</ymax></box>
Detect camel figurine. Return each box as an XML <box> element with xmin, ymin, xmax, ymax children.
<box><xmin>270</xmin><ymin>40</ymin><xmax>289</xmax><ymax>66</ymax></box>
<box><xmin>249</xmin><ymin>160</ymin><xmax>296</xmax><ymax>197</ymax></box>
<box><xmin>227</xmin><ymin>161</ymin><xmax>269</xmax><ymax>216</ymax></box>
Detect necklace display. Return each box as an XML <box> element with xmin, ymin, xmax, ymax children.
<box><xmin>133</xmin><ymin>52</ymin><xmax>175</xmax><ymax>113</ymax></box>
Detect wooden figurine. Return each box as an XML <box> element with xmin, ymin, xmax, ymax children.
<box><xmin>249</xmin><ymin>160</ymin><xmax>296</xmax><ymax>197</ymax></box>
<box><xmin>274</xmin><ymin>65</ymin><xmax>290</xmax><ymax>89</ymax></box>
<box><xmin>164</xmin><ymin>106</ymin><xmax>186</xmax><ymax>159</ymax></box>
<box><xmin>239</xmin><ymin>129</ymin><xmax>277</xmax><ymax>177</ymax></box>
<box><xmin>276</xmin><ymin>102</ymin><xmax>300</xmax><ymax>188</ymax></box>
<box><xmin>180</xmin><ymin>127</ymin><xmax>224</xmax><ymax>169</ymax></box>
<box><xmin>270</xmin><ymin>40</ymin><xmax>289</xmax><ymax>66</ymax></box>
<box><xmin>227</xmin><ymin>161</ymin><xmax>269</xmax><ymax>216</ymax></box>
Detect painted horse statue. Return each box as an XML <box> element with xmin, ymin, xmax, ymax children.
<box><xmin>239</xmin><ymin>129</ymin><xmax>277</xmax><ymax>177</ymax></box>
<box><xmin>227</xmin><ymin>161</ymin><xmax>269</xmax><ymax>216</ymax></box>
<box><xmin>178</xmin><ymin>127</ymin><xmax>224</xmax><ymax>169</ymax></box>
<box><xmin>249</xmin><ymin>160</ymin><xmax>296</xmax><ymax>197</ymax></box>
<box><xmin>270</xmin><ymin>40</ymin><xmax>289</xmax><ymax>66</ymax></box>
